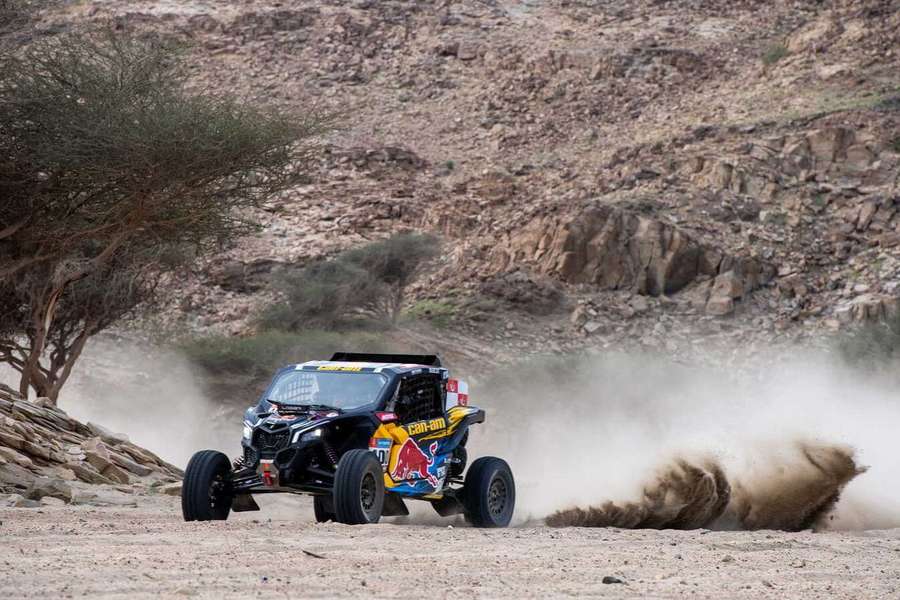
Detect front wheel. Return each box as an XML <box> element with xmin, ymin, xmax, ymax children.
<box><xmin>182</xmin><ymin>450</ymin><xmax>233</xmax><ymax>521</ymax></box>
<box><xmin>464</xmin><ymin>457</ymin><xmax>515</xmax><ymax>528</ymax></box>
<box><xmin>333</xmin><ymin>450</ymin><xmax>384</xmax><ymax>525</ymax></box>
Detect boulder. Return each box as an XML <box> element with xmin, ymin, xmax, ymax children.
<box><xmin>22</xmin><ymin>441</ymin><xmax>51</xmax><ymax>461</ymax></box>
<box><xmin>706</xmin><ymin>295</ymin><xmax>735</xmax><ymax>316</ymax></box>
<box><xmin>583</xmin><ymin>320</ymin><xmax>605</xmax><ymax>335</ymax></box>
<box><xmin>71</xmin><ymin>488</ymin><xmax>138</xmax><ymax>507</ymax></box>
<box><xmin>0</xmin><ymin>463</ymin><xmax>36</xmax><ymax>490</ymax></box>
<box><xmin>50</xmin><ymin>466</ymin><xmax>78</xmax><ymax>481</ymax></box>
<box><xmin>82</xmin><ymin>437</ymin><xmax>113</xmax><ymax>472</ymax></box>
<box><xmin>569</xmin><ymin>304</ymin><xmax>589</xmax><ymax>327</ymax></box>
<box><xmin>0</xmin><ymin>428</ymin><xmax>26</xmax><ymax>450</ymax></box>
<box><xmin>479</xmin><ymin>270</ymin><xmax>563</xmax><ymax>315</ymax></box>
<box><xmin>99</xmin><ymin>462</ymin><xmax>131</xmax><ymax>485</ymax></box>
<box><xmin>710</xmin><ymin>271</ymin><xmax>744</xmax><ymax>301</ymax></box>
<box><xmin>0</xmin><ymin>446</ymin><xmax>34</xmax><ymax>468</ymax></box>
<box><xmin>86</xmin><ymin>422</ymin><xmax>130</xmax><ymax>445</ymax></box>
<box><xmin>118</xmin><ymin>444</ymin><xmax>161</xmax><ymax>467</ymax></box>
<box><xmin>26</xmin><ymin>477</ymin><xmax>73</xmax><ymax>503</ymax></box>
<box><xmin>0</xmin><ymin>493</ymin><xmax>41</xmax><ymax>508</ymax></box>
<box><xmin>160</xmin><ymin>482</ymin><xmax>183</xmax><ymax>497</ymax></box>
<box><xmin>456</xmin><ymin>41</ymin><xmax>480</xmax><ymax>61</ymax></box>
<box><xmin>110</xmin><ymin>452</ymin><xmax>153</xmax><ymax>477</ymax></box>
<box><xmin>67</xmin><ymin>462</ymin><xmax>115</xmax><ymax>486</ymax></box>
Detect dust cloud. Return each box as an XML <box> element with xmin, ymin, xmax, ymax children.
<box><xmin>469</xmin><ymin>351</ymin><xmax>900</xmax><ymax>531</ymax></box>
<box><xmin>61</xmin><ymin>336</ymin><xmax>241</xmax><ymax>468</ymax></box>
<box><xmin>5</xmin><ymin>334</ymin><xmax>897</xmax><ymax>531</ymax></box>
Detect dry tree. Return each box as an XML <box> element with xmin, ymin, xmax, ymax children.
<box><xmin>0</xmin><ymin>29</ymin><xmax>332</xmax><ymax>403</ymax></box>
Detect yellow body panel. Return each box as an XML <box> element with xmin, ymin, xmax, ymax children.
<box><xmin>370</xmin><ymin>408</ymin><xmax>480</xmax><ymax>490</ymax></box>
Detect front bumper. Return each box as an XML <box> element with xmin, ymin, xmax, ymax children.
<box><xmin>236</xmin><ymin>436</ymin><xmax>333</xmax><ymax>493</ymax></box>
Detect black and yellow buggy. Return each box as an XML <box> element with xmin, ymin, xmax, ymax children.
<box><xmin>181</xmin><ymin>353</ymin><xmax>515</xmax><ymax>527</ymax></box>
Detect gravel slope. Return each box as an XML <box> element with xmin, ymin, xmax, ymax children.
<box><xmin>2</xmin><ymin>496</ymin><xmax>899</xmax><ymax>599</ymax></box>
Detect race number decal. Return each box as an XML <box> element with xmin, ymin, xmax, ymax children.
<box><xmin>369</xmin><ymin>438</ymin><xmax>392</xmax><ymax>469</ymax></box>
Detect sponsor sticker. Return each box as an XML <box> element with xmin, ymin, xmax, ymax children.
<box><xmin>405</xmin><ymin>417</ymin><xmax>446</xmax><ymax>436</ymax></box>
<box><xmin>369</xmin><ymin>437</ymin><xmax>392</xmax><ymax>468</ymax></box>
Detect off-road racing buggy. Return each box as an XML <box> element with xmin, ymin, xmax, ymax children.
<box><xmin>181</xmin><ymin>353</ymin><xmax>515</xmax><ymax>527</ymax></box>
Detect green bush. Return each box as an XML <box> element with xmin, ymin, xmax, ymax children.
<box><xmin>258</xmin><ymin>260</ymin><xmax>377</xmax><ymax>331</ymax></box>
<box><xmin>405</xmin><ymin>299</ymin><xmax>458</xmax><ymax>329</ymax></box>
<box><xmin>179</xmin><ymin>329</ymin><xmax>395</xmax><ymax>377</ymax></box>
<box><xmin>260</xmin><ymin>232</ymin><xmax>440</xmax><ymax>330</ymax></box>
<box><xmin>762</xmin><ymin>42</ymin><xmax>789</xmax><ymax>66</ymax></box>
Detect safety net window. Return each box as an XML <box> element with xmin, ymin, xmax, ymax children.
<box><xmin>396</xmin><ymin>374</ymin><xmax>444</xmax><ymax>423</ymax></box>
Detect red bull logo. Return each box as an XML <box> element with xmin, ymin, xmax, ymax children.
<box><xmin>391</xmin><ymin>439</ymin><xmax>439</xmax><ymax>487</ymax></box>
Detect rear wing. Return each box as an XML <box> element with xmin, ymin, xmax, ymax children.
<box><xmin>330</xmin><ymin>352</ymin><xmax>442</xmax><ymax>367</ymax></box>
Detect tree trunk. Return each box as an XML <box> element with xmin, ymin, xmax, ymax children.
<box><xmin>46</xmin><ymin>322</ymin><xmax>94</xmax><ymax>405</ymax></box>
<box><xmin>17</xmin><ymin>287</ymin><xmax>61</xmax><ymax>400</ymax></box>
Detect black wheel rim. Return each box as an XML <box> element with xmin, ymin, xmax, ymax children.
<box><xmin>209</xmin><ymin>471</ymin><xmax>230</xmax><ymax>509</ymax></box>
<box><xmin>360</xmin><ymin>472</ymin><xmax>376</xmax><ymax>512</ymax></box>
<box><xmin>487</xmin><ymin>475</ymin><xmax>508</xmax><ymax>517</ymax></box>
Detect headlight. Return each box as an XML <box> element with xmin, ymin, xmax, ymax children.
<box><xmin>242</xmin><ymin>424</ymin><xmax>253</xmax><ymax>440</ymax></box>
<box><xmin>293</xmin><ymin>428</ymin><xmax>323</xmax><ymax>444</ymax></box>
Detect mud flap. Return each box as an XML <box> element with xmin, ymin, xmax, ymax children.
<box><xmin>231</xmin><ymin>493</ymin><xmax>260</xmax><ymax>512</ymax></box>
<box><xmin>382</xmin><ymin>493</ymin><xmax>409</xmax><ymax>517</ymax></box>
<box><xmin>430</xmin><ymin>493</ymin><xmax>464</xmax><ymax>517</ymax></box>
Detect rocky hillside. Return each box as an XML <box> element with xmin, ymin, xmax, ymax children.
<box><xmin>0</xmin><ymin>385</ymin><xmax>182</xmax><ymax>507</ymax></box>
<box><xmin>19</xmin><ymin>0</ymin><xmax>900</xmax><ymax>362</ymax></box>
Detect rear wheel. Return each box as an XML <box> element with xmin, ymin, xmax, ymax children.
<box><xmin>313</xmin><ymin>495</ymin><xmax>334</xmax><ymax>523</ymax></box>
<box><xmin>182</xmin><ymin>450</ymin><xmax>233</xmax><ymax>521</ymax></box>
<box><xmin>464</xmin><ymin>457</ymin><xmax>515</xmax><ymax>528</ymax></box>
<box><xmin>333</xmin><ymin>450</ymin><xmax>384</xmax><ymax>525</ymax></box>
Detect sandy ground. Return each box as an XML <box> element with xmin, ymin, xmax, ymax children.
<box><xmin>1</xmin><ymin>496</ymin><xmax>899</xmax><ymax>599</ymax></box>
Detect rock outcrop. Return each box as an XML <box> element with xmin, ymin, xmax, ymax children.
<box><xmin>0</xmin><ymin>385</ymin><xmax>181</xmax><ymax>505</ymax></box>
<box><xmin>686</xmin><ymin>127</ymin><xmax>895</xmax><ymax>201</ymax></box>
<box><xmin>492</xmin><ymin>204</ymin><xmax>775</xmax><ymax>314</ymax></box>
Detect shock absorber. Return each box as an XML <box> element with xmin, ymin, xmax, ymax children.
<box><xmin>322</xmin><ymin>440</ymin><xmax>338</xmax><ymax>468</ymax></box>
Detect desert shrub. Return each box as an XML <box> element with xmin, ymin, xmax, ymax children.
<box><xmin>180</xmin><ymin>331</ymin><xmax>304</xmax><ymax>376</ymax></box>
<box><xmin>260</xmin><ymin>233</ymin><xmax>440</xmax><ymax>330</ymax></box>
<box><xmin>258</xmin><ymin>260</ymin><xmax>378</xmax><ymax>330</ymax></box>
<box><xmin>342</xmin><ymin>232</ymin><xmax>441</xmax><ymax>324</ymax></box>
<box><xmin>180</xmin><ymin>329</ymin><xmax>399</xmax><ymax>380</ymax></box>
<box><xmin>405</xmin><ymin>299</ymin><xmax>458</xmax><ymax>329</ymax></box>
<box><xmin>762</xmin><ymin>42</ymin><xmax>789</xmax><ymax>66</ymax></box>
